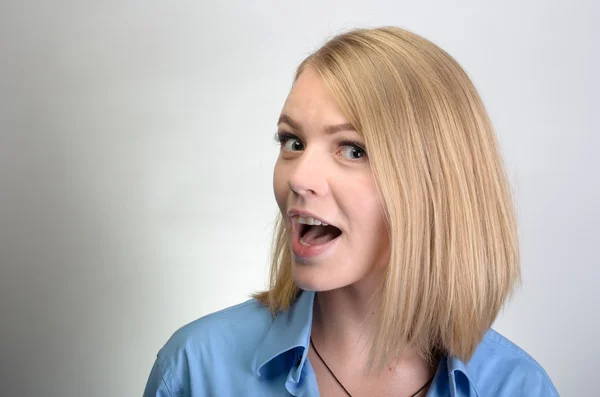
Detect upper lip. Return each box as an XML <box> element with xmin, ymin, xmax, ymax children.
<box><xmin>287</xmin><ymin>208</ymin><xmax>335</xmax><ymax>227</ymax></box>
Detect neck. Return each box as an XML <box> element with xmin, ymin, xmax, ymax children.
<box><xmin>310</xmin><ymin>266</ymin><xmax>385</xmax><ymax>361</ymax></box>
<box><xmin>309</xmin><ymin>266</ymin><xmax>437</xmax><ymax>378</ymax></box>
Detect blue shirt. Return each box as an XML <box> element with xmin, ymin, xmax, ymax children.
<box><xmin>143</xmin><ymin>290</ymin><xmax>559</xmax><ymax>396</ymax></box>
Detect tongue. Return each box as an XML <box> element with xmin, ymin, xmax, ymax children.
<box><xmin>301</xmin><ymin>225</ymin><xmax>340</xmax><ymax>246</ymax></box>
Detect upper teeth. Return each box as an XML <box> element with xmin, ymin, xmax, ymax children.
<box><xmin>296</xmin><ymin>216</ymin><xmax>328</xmax><ymax>226</ymax></box>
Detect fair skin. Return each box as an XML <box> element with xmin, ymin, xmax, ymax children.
<box><xmin>273</xmin><ymin>67</ymin><xmax>436</xmax><ymax>396</ymax></box>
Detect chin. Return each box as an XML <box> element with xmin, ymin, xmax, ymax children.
<box><xmin>291</xmin><ymin>261</ymin><xmax>351</xmax><ymax>292</ymax></box>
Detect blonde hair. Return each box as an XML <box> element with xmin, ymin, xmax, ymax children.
<box><xmin>253</xmin><ymin>26</ymin><xmax>520</xmax><ymax>370</ymax></box>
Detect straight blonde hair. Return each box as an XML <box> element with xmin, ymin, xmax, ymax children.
<box><xmin>253</xmin><ymin>26</ymin><xmax>520</xmax><ymax>371</ymax></box>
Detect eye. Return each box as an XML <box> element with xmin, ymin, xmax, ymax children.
<box><xmin>275</xmin><ymin>132</ymin><xmax>304</xmax><ymax>152</ymax></box>
<box><xmin>339</xmin><ymin>142</ymin><xmax>367</xmax><ymax>160</ymax></box>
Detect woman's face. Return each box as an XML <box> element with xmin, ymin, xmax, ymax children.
<box><xmin>273</xmin><ymin>67</ymin><xmax>389</xmax><ymax>291</ymax></box>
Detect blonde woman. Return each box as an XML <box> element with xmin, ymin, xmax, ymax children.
<box><xmin>143</xmin><ymin>27</ymin><xmax>559</xmax><ymax>397</ymax></box>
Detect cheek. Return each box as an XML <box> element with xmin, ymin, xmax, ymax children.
<box><xmin>349</xmin><ymin>178</ymin><xmax>386</xmax><ymax>234</ymax></box>
<box><xmin>272</xmin><ymin>159</ymin><xmax>287</xmax><ymax>209</ymax></box>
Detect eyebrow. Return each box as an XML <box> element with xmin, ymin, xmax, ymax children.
<box><xmin>277</xmin><ymin>114</ymin><xmax>356</xmax><ymax>135</ymax></box>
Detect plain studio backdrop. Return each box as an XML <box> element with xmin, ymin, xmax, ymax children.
<box><xmin>0</xmin><ymin>1</ymin><xmax>598</xmax><ymax>396</ymax></box>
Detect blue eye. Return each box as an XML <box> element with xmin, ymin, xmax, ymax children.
<box><xmin>339</xmin><ymin>143</ymin><xmax>367</xmax><ymax>160</ymax></box>
<box><xmin>274</xmin><ymin>132</ymin><xmax>366</xmax><ymax>160</ymax></box>
<box><xmin>284</xmin><ymin>138</ymin><xmax>303</xmax><ymax>151</ymax></box>
<box><xmin>275</xmin><ymin>132</ymin><xmax>304</xmax><ymax>151</ymax></box>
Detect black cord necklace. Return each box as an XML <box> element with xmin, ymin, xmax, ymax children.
<box><xmin>309</xmin><ymin>337</ymin><xmax>434</xmax><ymax>397</ymax></box>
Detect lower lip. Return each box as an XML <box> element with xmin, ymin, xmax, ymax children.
<box><xmin>291</xmin><ymin>231</ymin><xmax>340</xmax><ymax>258</ymax></box>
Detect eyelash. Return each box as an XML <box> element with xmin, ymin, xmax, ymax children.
<box><xmin>273</xmin><ymin>132</ymin><xmax>367</xmax><ymax>160</ymax></box>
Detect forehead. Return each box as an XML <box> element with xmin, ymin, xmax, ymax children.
<box><xmin>280</xmin><ymin>67</ymin><xmax>348</xmax><ymax>126</ymax></box>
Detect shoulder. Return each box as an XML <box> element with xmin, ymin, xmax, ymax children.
<box><xmin>466</xmin><ymin>329</ymin><xmax>560</xmax><ymax>396</ymax></box>
<box><xmin>143</xmin><ymin>298</ymin><xmax>274</xmax><ymax>396</ymax></box>
<box><xmin>159</xmin><ymin>298</ymin><xmax>273</xmax><ymax>355</ymax></box>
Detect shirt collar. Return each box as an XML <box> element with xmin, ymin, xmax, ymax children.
<box><xmin>253</xmin><ymin>289</ymin><xmax>315</xmax><ymax>381</ymax></box>
<box><xmin>447</xmin><ymin>356</ymin><xmax>481</xmax><ymax>397</ymax></box>
<box><xmin>252</xmin><ymin>289</ymin><xmax>481</xmax><ymax>397</ymax></box>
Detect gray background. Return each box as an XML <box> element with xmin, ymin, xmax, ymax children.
<box><xmin>0</xmin><ymin>1</ymin><xmax>597</xmax><ymax>396</ymax></box>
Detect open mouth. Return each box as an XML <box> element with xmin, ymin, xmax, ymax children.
<box><xmin>298</xmin><ymin>223</ymin><xmax>342</xmax><ymax>246</ymax></box>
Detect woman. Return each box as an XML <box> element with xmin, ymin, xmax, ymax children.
<box><xmin>143</xmin><ymin>26</ymin><xmax>559</xmax><ymax>396</ymax></box>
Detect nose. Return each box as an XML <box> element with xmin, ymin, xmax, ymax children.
<box><xmin>287</xmin><ymin>150</ymin><xmax>329</xmax><ymax>198</ymax></box>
